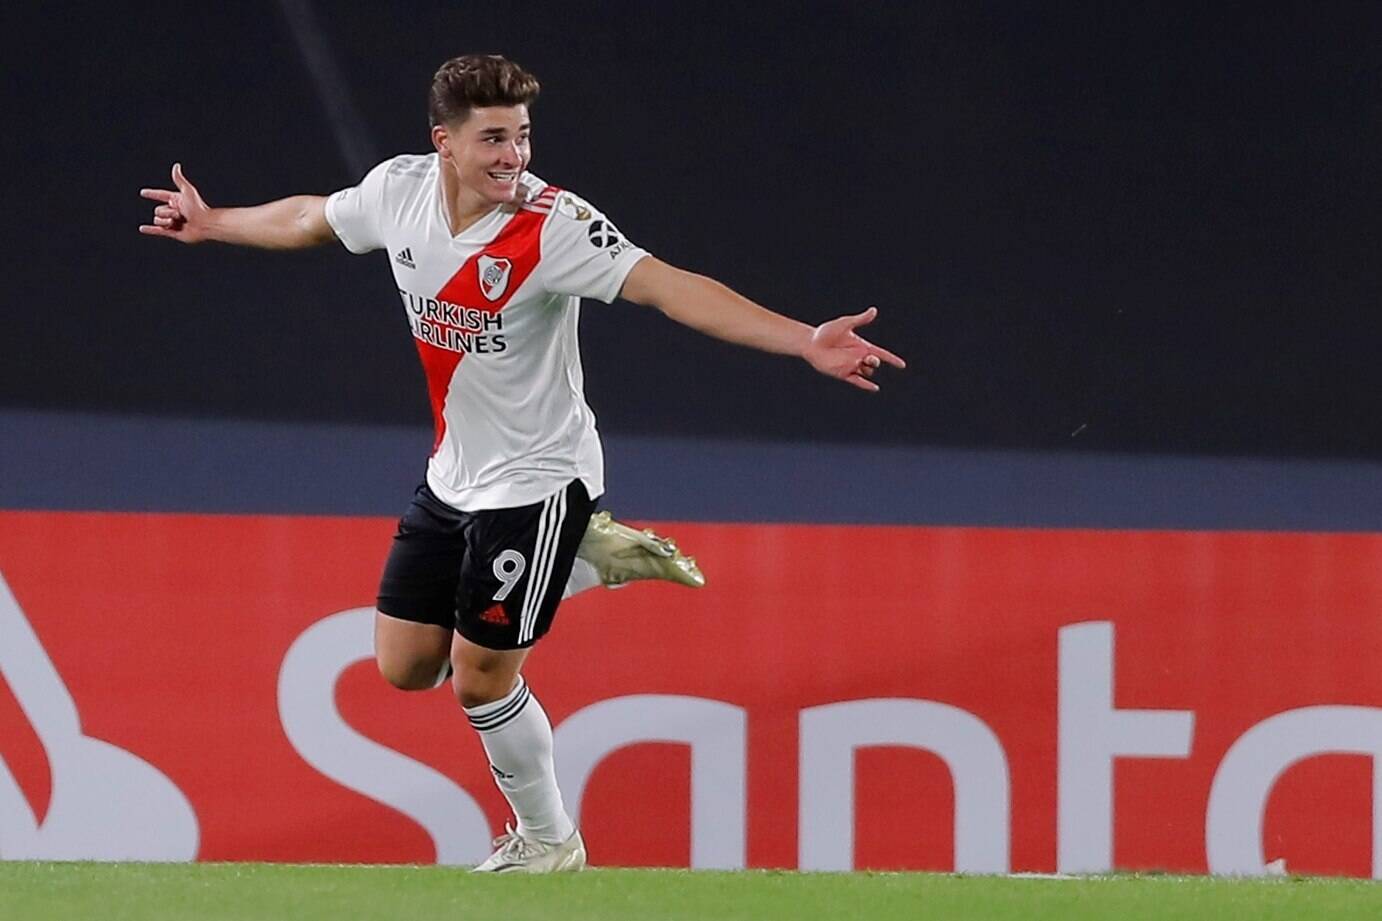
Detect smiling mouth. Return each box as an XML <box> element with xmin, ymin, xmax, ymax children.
<box><xmin>488</xmin><ymin>171</ymin><xmax>518</xmax><ymax>182</ymax></box>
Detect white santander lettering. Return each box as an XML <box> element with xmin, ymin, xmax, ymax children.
<box><xmin>1057</xmin><ymin>621</ymin><xmax>1195</xmax><ymax>873</ymax></box>
<box><xmin>1206</xmin><ymin>705</ymin><xmax>1382</xmax><ymax>877</ymax></box>
<box><xmin>553</xmin><ymin>695</ymin><xmax>747</xmax><ymax>869</ymax></box>
<box><xmin>276</xmin><ymin>607</ymin><xmax>492</xmax><ymax>864</ymax></box>
<box><xmin>798</xmin><ymin>699</ymin><xmax>1010</xmax><ymax>872</ymax></box>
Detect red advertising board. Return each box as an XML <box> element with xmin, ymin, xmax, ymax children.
<box><xmin>1</xmin><ymin>510</ymin><xmax>1380</xmax><ymax>875</ymax></box>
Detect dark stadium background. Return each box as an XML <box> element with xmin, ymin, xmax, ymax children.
<box><xmin>2</xmin><ymin>2</ymin><xmax>1378</xmax><ymax>523</ymax></box>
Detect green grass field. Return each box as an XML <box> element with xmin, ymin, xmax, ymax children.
<box><xmin>2</xmin><ymin>863</ymin><xmax>1380</xmax><ymax>920</ymax></box>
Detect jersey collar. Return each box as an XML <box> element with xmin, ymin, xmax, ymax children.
<box><xmin>434</xmin><ymin>168</ymin><xmax>540</xmax><ymax>245</ymax></box>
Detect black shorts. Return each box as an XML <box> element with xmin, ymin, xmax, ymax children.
<box><xmin>376</xmin><ymin>480</ymin><xmax>597</xmax><ymax>650</ymax></box>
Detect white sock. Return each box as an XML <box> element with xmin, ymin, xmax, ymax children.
<box><xmin>463</xmin><ymin>675</ymin><xmax>575</xmax><ymax>844</ymax></box>
<box><xmin>562</xmin><ymin>557</ymin><xmax>602</xmax><ymax>599</ymax></box>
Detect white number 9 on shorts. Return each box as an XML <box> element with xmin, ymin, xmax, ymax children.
<box><xmin>492</xmin><ymin>549</ymin><xmax>527</xmax><ymax>602</ymax></box>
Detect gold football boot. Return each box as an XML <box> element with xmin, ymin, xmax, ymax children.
<box><xmin>472</xmin><ymin>826</ymin><xmax>587</xmax><ymax>873</ymax></box>
<box><xmin>578</xmin><ymin>511</ymin><xmax>706</xmax><ymax>589</ymax></box>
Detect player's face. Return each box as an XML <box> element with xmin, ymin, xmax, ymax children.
<box><xmin>435</xmin><ymin>105</ymin><xmax>532</xmax><ymax>205</ymax></box>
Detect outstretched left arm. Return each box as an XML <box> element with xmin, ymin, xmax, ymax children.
<box><xmin>619</xmin><ymin>256</ymin><xmax>906</xmax><ymax>392</ymax></box>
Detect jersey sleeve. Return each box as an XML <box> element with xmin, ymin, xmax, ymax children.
<box><xmin>323</xmin><ymin>159</ymin><xmax>390</xmax><ymax>254</ymax></box>
<box><xmin>539</xmin><ymin>192</ymin><xmax>649</xmax><ymax>303</ymax></box>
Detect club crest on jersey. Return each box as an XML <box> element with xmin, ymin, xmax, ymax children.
<box><xmin>477</xmin><ymin>255</ymin><xmax>513</xmax><ymax>302</ymax></box>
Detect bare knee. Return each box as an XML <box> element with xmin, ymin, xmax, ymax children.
<box><xmin>374</xmin><ymin>610</ymin><xmax>452</xmax><ymax>691</ymax></box>
<box><xmin>452</xmin><ymin>666</ymin><xmax>520</xmax><ymax>709</ymax></box>
<box><xmin>378</xmin><ymin>656</ymin><xmax>449</xmax><ymax>691</ymax></box>
<box><xmin>450</xmin><ymin>634</ymin><xmax>528</xmax><ymax>709</ymax></box>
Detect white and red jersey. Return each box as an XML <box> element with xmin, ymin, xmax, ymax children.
<box><xmin>324</xmin><ymin>154</ymin><xmax>648</xmax><ymax>510</ymax></box>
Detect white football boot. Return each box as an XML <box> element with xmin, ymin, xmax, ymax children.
<box><xmin>578</xmin><ymin>511</ymin><xmax>706</xmax><ymax>589</ymax></box>
<box><xmin>472</xmin><ymin>825</ymin><xmax>587</xmax><ymax>873</ymax></box>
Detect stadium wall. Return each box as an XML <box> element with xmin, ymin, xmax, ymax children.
<box><xmin>2</xmin><ymin>411</ymin><xmax>1381</xmax><ymax>875</ymax></box>
<box><xmin>7</xmin><ymin>3</ymin><xmax>1382</xmax><ymax>462</ymax></box>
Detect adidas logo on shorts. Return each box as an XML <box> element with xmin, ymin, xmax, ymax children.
<box><xmin>480</xmin><ymin>603</ymin><xmax>510</xmax><ymax>625</ymax></box>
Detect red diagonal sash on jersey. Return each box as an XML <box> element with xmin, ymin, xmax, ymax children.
<box><xmin>414</xmin><ymin>192</ymin><xmax>557</xmax><ymax>455</ymax></box>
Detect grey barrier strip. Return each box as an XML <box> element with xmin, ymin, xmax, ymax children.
<box><xmin>1</xmin><ymin>410</ymin><xmax>1379</xmax><ymax>530</ymax></box>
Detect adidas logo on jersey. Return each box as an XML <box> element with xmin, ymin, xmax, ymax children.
<box><xmin>394</xmin><ymin>247</ymin><xmax>416</xmax><ymax>269</ymax></box>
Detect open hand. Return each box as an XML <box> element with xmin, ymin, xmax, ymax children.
<box><xmin>139</xmin><ymin>163</ymin><xmax>211</xmax><ymax>243</ymax></box>
<box><xmin>804</xmin><ymin>306</ymin><xmax>906</xmax><ymax>392</ymax></box>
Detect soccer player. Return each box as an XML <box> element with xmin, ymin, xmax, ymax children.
<box><xmin>140</xmin><ymin>54</ymin><xmax>904</xmax><ymax>872</ymax></box>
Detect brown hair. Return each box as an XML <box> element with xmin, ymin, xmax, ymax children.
<box><xmin>428</xmin><ymin>55</ymin><xmax>541</xmax><ymax>127</ymax></box>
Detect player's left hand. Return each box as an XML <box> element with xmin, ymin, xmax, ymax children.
<box><xmin>804</xmin><ymin>306</ymin><xmax>906</xmax><ymax>392</ymax></box>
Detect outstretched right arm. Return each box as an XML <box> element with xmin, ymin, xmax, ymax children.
<box><xmin>139</xmin><ymin>163</ymin><xmax>336</xmax><ymax>250</ymax></box>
